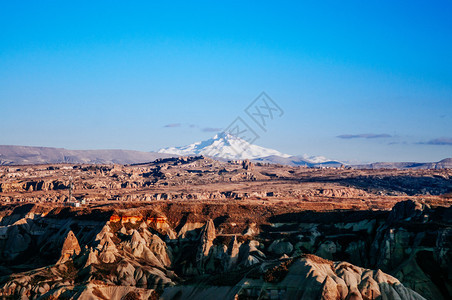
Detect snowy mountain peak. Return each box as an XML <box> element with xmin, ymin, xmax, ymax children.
<box><xmin>300</xmin><ymin>154</ymin><xmax>331</xmax><ymax>164</ymax></box>
<box><xmin>158</xmin><ymin>133</ymin><xmax>292</xmax><ymax>160</ymax></box>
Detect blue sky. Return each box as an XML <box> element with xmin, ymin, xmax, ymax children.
<box><xmin>1</xmin><ymin>1</ymin><xmax>451</xmax><ymax>162</ymax></box>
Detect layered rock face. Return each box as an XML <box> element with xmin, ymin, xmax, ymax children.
<box><xmin>0</xmin><ymin>200</ymin><xmax>449</xmax><ymax>299</ymax></box>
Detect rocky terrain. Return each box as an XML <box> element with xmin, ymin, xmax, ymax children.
<box><xmin>1</xmin><ymin>156</ymin><xmax>451</xmax><ymax>206</ymax></box>
<box><xmin>0</xmin><ymin>157</ymin><xmax>450</xmax><ymax>299</ymax></box>
<box><xmin>0</xmin><ymin>200</ymin><xmax>449</xmax><ymax>299</ymax></box>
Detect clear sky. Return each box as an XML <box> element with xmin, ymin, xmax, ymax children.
<box><xmin>1</xmin><ymin>1</ymin><xmax>451</xmax><ymax>162</ymax></box>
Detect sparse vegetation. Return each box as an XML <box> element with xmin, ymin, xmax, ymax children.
<box><xmin>263</xmin><ymin>259</ymin><xmax>294</xmax><ymax>283</ymax></box>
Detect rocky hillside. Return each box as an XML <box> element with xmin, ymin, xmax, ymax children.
<box><xmin>0</xmin><ymin>200</ymin><xmax>450</xmax><ymax>299</ymax></box>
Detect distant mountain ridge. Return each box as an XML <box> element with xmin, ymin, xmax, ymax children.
<box><xmin>353</xmin><ymin>158</ymin><xmax>452</xmax><ymax>169</ymax></box>
<box><xmin>251</xmin><ymin>155</ymin><xmax>344</xmax><ymax>167</ymax></box>
<box><xmin>0</xmin><ymin>144</ymin><xmax>450</xmax><ymax>169</ymax></box>
<box><xmin>0</xmin><ymin>145</ymin><xmax>172</xmax><ymax>165</ymax></box>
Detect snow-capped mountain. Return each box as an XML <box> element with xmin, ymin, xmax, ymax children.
<box><xmin>159</xmin><ymin>133</ymin><xmax>292</xmax><ymax>160</ymax></box>
<box><xmin>158</xmin><ymin>133</ymin><xmax>341</xmax><ymax>167</ymax></box>
<box><xmin>299</xmin><ymin>154</ymin><xmax>331</xmax><ymax>164</ymax></box>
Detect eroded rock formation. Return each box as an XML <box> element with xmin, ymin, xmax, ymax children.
<box><xmin>57</xmin><ymin>230</ymin><xmax>81</xmax><ymax>263</ymax></box>
<box><xmin>0</xmin><ymin>200</ymin><xmax>449</xmax><ymax>299</ymax></box>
